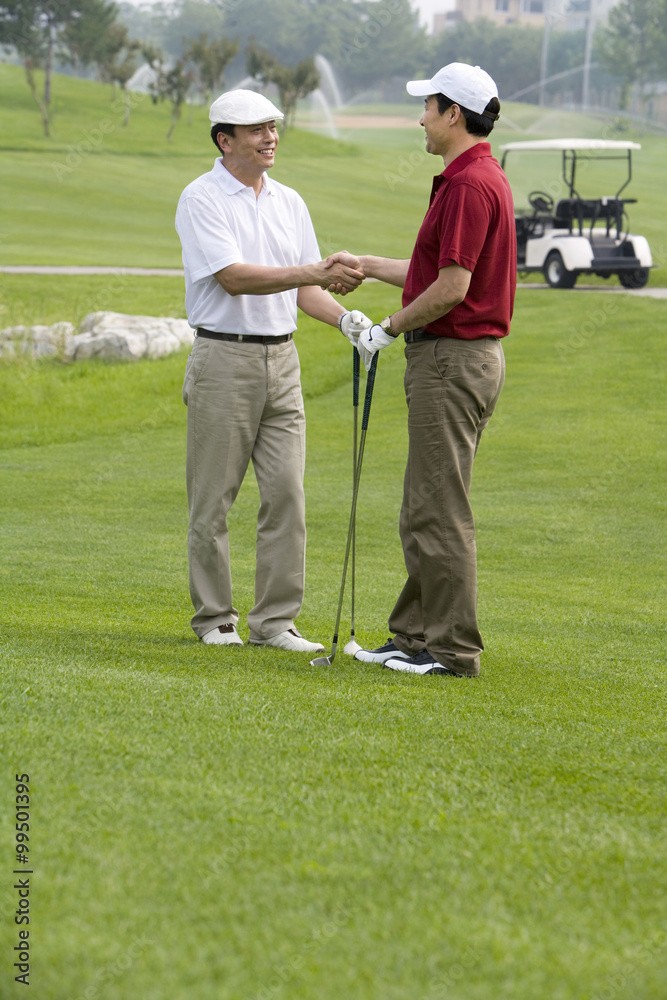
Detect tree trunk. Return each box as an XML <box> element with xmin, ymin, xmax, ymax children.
<box><xmin>44</xmin><ymin>13</ymin><xmax>55</xmax><ymax>107</ymax></box>
<box><xmin>166</xmin><ymin>104</ymin><xmax>180</xmax><ymax>142</ymax></box>
<box><xmin>25</xmin><ymin>59</ymin><xmax>50</xmax><ymax>137</ymax></box>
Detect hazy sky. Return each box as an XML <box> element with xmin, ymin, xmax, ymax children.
<box><xmin>121</xmin><ymin>0</ymin><xmax>456</xmax><ymax>33</ymax></box>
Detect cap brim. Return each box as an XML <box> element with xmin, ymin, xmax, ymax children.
<box><xmin>406</xmin><ymin>80</ymin><xmax>436</xmax><ymax>97</ymax></box>
<box><xmin>210</xmin><ymin>113</ymin><xmax>285</xmax><ymax>125</ymax></box>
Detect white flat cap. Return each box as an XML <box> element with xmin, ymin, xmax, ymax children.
<box><xmin>209</xmin><ymin>89</ymin><xmax>284</xmax><ymax>126</ymax></box>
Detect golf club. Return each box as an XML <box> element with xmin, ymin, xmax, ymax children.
<box><xmin>344</xmin><ymin>346</ymin><xmax>362</xmax><ymax>657</ymax></box>
<box><xmin>311</xmin><ymin>350</ymin><xmax>379</xmax><ymax>667</ymax></box>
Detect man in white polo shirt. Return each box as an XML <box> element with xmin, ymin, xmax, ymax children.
<box><xmin>176</xmin><ymin>90</ymin><xmax>369</xmax><ymax>651</ymax></box>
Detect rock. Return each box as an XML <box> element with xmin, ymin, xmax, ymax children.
<box><xmin>0</xmin><ymin>312</ymin><xmax>194</xmax><ymax>361</ymax></box>
<box><xmin>0</xmin><ymin>322</ymin><xmax>76</xmax><ymax>358</ymax></box>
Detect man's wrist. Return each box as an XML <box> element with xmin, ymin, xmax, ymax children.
<box><xmin>380</xmin><ymin>315</ymin><xmax>400</xmax><ymax>339</ymax></box>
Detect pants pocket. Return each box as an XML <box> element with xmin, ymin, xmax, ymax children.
<box><xmin>182</xmin><ymin>353</ymin><xmax>193</xmax><ymax>405</ymax></box>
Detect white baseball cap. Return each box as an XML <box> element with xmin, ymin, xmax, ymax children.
<box><xmin>209</xmin><ymin>89</ymin><xmax>284</xmax><ymax>126</ymax></box>
<box><xmin>406</xmin><ymin>63</ymin><xmax>499</xmax><ymax>117</ymax></box>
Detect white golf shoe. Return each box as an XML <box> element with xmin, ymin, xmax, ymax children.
<box><xmin>353</xmin><ymin>638</ymin><xmax>411</xmax><ymax>664</ymax></box>
<box><xmin>201</xmin><ymin>624</ymin><xmax>243</xmax><ymax>646</ymax></box>
<box><xmin>384</xmin><ymin>649</ymin><xmax>461</xmax><ymax>676</ymax></box>
<box><xmin>249</xmin><ymin>628</ymin><xmax>325</xmax><ymax>653</ymax></box>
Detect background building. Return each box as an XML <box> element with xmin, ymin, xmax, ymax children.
<box><xmin>433</xmin><ymin>0</ymin><xmax>618</xmax><ymax>34</ymax></box>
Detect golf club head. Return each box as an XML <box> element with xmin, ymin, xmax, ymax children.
<box><xmin>310</xmin><ymin>655</ymin><xmax>334</xmax><ymax>666</ymax></box>
<box><xmin>343</xmin><ymin>639</ymin><xmax>363</xmax><ymax>657</ymax></box>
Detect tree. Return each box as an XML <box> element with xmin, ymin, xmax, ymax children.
<box><xmin>0</xmin><ymin>0</ymin><xmax>119</xmax><ymax>134</ymax></box>
<box><xmin>246</xmin><ymin>43</ymin><xmax>320</xmax><ymax>130</ymax></box>
<box><xmin>433</xmin><ymin>19</ymin><xmax>541</xmax><ymax>103</ymax></box>
<box><xmin>146</xmin><ymin>50</ymin><xmax>193</xmax><ymax>141</ymax></box>
<box><xmin>432</xmin><ymin>19</ymin><xmax>598</xmax><ymax>106</ymax></box>
<box><xmin>96</xmin><ymin>22</ymin><xmax>141</xmax><ymax>125</ymax></box>
<box><xmin>185</xmin><ymin>33</ymin><xmax>239</xmax><ymax>106</ymax></box>
<box><xmin>331</xmin><ymin>0</ymin><xmax>428</xmax><ymax>98</ymax></box>
<box><xmin>598</xmin><ymin>0</ymin><xmax>667</xmax><ymax>109</ymax></box>
<box><xmin>62</xmin><ymin>0</ymin><xmax>117</xmax><ymax>74</ymax></box>
<box><xmin>111</xmin><ymin>0</ymin><xmax>429</xmax><ymax>103</ymax></box>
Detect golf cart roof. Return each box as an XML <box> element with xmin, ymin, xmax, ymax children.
<box><xmin>499</xmin><ymin>138</ymin><xmax>642</xmax><ymax>195</ymax></box>
<box><xmin>499</xmin><ymin>139</ymin><xmax>641</xmax><ymax>152</ymax></box>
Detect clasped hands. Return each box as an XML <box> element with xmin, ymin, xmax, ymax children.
<box><xmin>322</xmin><ymin>250</ymin><xmax>365</xmax><ymax>296</ymax></box>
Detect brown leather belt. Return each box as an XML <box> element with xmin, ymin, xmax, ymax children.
<box><xmin>404</xmin><ymin>328</ymin><xmax>439</xmax><ymax>343</ymax></box>
<box><xmin>196</xmin><ymin>329</ymin><xmax>294</xmax><ymax>345</ymax></box>
<box><xmin>404</xmin><ymin>330</ymin><xmax>499</xmax><ymax>343</ymax></box>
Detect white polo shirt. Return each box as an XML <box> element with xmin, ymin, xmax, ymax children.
<box><xmin>175</xmin><ymin>158</ymin><xmax>321</xmax><ymax>336</ymax></box>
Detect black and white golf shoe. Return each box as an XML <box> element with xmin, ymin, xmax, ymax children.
<box><xmin>383</xmin><ymin>649</ymin><xmax>462</xmax><ymax>676</ymax></box>
<box><xmin>353</xmin><ymin>638</ymin><xmax>411</xmax><ymax>664</ymax></box>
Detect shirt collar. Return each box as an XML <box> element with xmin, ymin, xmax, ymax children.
<box><xmin>442</xmin><ymin>142</ymin><xmax>492</xmax><ymax>181</ymax></box>
<box><xmin>212</xmin><ymin>158</ymin><xmax>275</xmax><ymax>196</ymax></box>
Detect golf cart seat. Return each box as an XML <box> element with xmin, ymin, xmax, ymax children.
<box><xmin>555</xmin><ymin>197</ymin><xmax>634</xmax><ymax>237</ymax></box>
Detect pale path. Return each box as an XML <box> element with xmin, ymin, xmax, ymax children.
<box><xmin>518</xmin><ymin>283</ymin><xmax>667</xmax><ymax>298</ymax></box>
<box><xmin>0</xmin><ymin>265</ymin><xmax>185</xmax><ymax>276</ymax></box>
<box><xmin>1</xmin><ymin>266</ymin><xmax>666</xmax><ymax>297</ymax></box>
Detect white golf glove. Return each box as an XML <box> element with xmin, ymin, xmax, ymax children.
<box><xmin>338</xmin><ymin>310</ymin><xmax>372</xmax><ymax>348</ymax></box>
<box><xmin>357</xmin><ymin>323</ymin><xmax>398</xmax><ymax>372</ymax></box>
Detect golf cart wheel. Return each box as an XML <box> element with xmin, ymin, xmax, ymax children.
<box><xmin>544</xmin><ymin>251</ymin><xmax>577</xmax><ymax>289</ymax></box>
<box><xmin>618</xmin><ymin>268</ymin><xmax>649</xmax><ymax>289</ymax></box>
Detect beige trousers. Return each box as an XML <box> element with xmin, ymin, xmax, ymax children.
<box><xmin>182</xmin><ymin>336</ymin><xmax>306</xmax><ymax>640</ymax></box>
<box><xmin>389</xmin><ymin>336</ymin><xmax>505</xmax><ymax>676</ymax></box>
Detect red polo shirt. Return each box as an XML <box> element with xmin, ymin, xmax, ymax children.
<box><xmin>403</xmin><ymin>143</ymin><xmax>516</xmax><ymax>339</ymax></box>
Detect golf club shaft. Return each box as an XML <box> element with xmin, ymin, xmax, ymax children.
<box><xmin>351</xmin><ymin>347</ymin><xmax>360</xmax><ymax>640</ymax></box>
<box><xmin>325</xmin><ymin>353</ymin><xmax>378</xmax><ymax>661</ymax></box>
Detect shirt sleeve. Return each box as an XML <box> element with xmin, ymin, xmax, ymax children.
<box><xmin>175</xmin><ymin>191</ymin><xmax>243</xmax><ymax>282</ymax></box>
<box><xmin>296</xmin><ymin>196</ymin><xmax>322</xmax><ymax>266</ymax></box>
<box><xmin>437</xmin><ymin>180</ymin><xmax>493</xmax><ymax>273</ymax></box>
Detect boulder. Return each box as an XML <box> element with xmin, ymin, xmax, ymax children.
<box><xmin>68</xmin><ymin>312</ymin><xmax>194</xmax><ymax>361</ymax></box>
<box><xmin>0</xmin><ymin>312</ymin><xmax>194</xmax><ymax>361</ymax></box>
<box><xmin>0</xmin><ymin>322</ymin><xmax>76</xmax><ymax>358</ymax></box>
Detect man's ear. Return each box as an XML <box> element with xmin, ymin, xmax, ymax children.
<box><xmin>216</xmin><ymin>132</ymin><xmax>230</xmax><ymax>154</ymax></box>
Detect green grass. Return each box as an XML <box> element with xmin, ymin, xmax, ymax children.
<box><xmin>1</xmin><ymin>65</ymin><xmax>666</xmax><ymax>283</ymax></box>
<box><xmin>1</xmin><ymin>65</ymin><xmax>666</xmax><ymax>997</ymax></box>
<box><xmin>1</xmin><ymin>288</ymin><xmax>666</xmax><ymax>999</ymax></box>
<box><xmin>0</xmin><ymin>274</ymin><xmax>189</xmax><ymax>332</ymax></box>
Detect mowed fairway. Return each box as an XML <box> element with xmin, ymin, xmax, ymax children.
<box><xmin>1</xmin><ymin>283</ymin><xmax>666</xmax><ymax>999</ymax></box>
<box><xmin>1</xmin><ymin>66</ymin><xmax>667</xmax><ymax>999</ymax></box>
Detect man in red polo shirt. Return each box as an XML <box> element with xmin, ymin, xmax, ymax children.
<box><xmin>329</xmin><ymin>63</ymin><xmax>515</xmax><ymax>676</ymax></box>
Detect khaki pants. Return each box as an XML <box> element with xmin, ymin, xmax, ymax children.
<box><xmin>389</xmin><ymin>336</ymin><xmax>505</xmax><ymax>676</ymax></box>
<box><xmin>183</xmin><ymin>336</ymin><xmax>306</xmax><ymax>640</ymax></box>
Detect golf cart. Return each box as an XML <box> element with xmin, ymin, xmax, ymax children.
<box><xmin>499</xmin><ymin>139</ymin><xmax>652</xmax><ymax>289</ymax></box>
